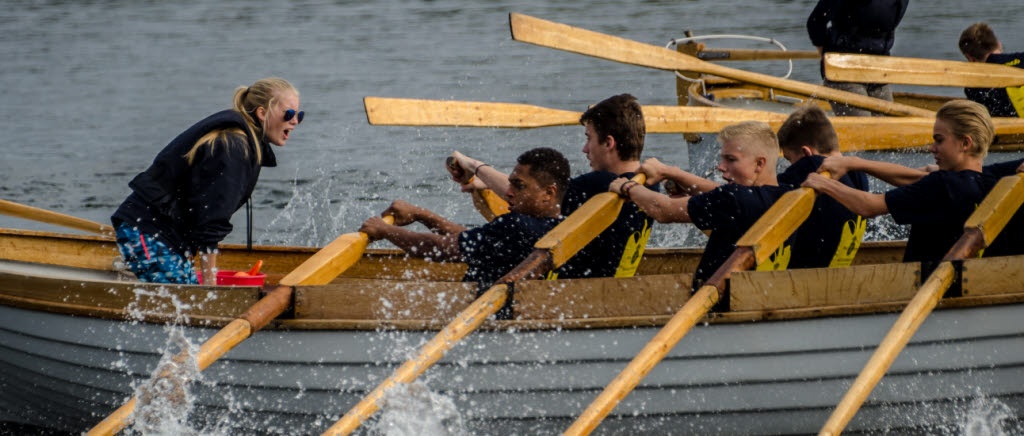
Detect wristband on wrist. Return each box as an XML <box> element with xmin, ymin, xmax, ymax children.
<box><xmin>622</xmin><ymin>181</ymin><xmax>639</xmax><ymax>199</ymax></box>
<box><xmin>473</xmin><ymin>163</ymin><xmax>491</xmax><ymax>175</ymax></box>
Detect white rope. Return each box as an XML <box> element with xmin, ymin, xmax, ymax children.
<box><xmin>666</xmin><ymin>34</ymin><xmax>796</xmax><ymax>92</ymax></box>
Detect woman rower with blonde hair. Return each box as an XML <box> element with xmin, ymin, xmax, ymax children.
<box><xmin>111</xmin><ymin>77</ymin><xmax>303</xmax><ymax>284</ymax></box>
<box><xmin>803</xmin><ymin>99</ymin><xmax>994</xmax><ymax>262</ymax></box>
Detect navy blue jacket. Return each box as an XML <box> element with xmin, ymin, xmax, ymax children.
<box><xmin>112</xmin><ymin>110</ymin><xmax>276</xmax><ymax>256</ymax></box>
<box><xmin>807</xmin><ymin>0</ymin><xmax>909</xmax><ymax>78</ymax></box>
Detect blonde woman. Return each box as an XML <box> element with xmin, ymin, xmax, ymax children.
<box><xmin>804</xmin><ymin>99</ymin><xmax>994</xmax><ymax>262</ymax></box>
<box><xmin>111</xmin><ymin>78</ymin><xmax>302</xmax><ymax>284</ymax></box>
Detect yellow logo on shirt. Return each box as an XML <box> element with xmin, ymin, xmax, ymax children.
<box><xmin>613</xmin><ymin>220</ymin><xmax>652</xmax><ymax>278</ymax></box>
<box><xmin>828</xmin><ymin>215</ymin><xmax>867</xmax><ymax>268</ymax></box>
<box><xmin>755</xmin><ymin>244</ymin><xmax>791</xmax><ymax>271</ymax></box>
<box><xmin>1006</xmin><ymin>85</ymin><xmax>1024</xmax><ymax>118</ymax></box>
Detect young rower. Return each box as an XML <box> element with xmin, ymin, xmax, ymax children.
<box><xmin>958</xmin><ymin>22</ymin><xmax>1024</xmax><ymax>118</ymax></box>
<box><xmin>449</xmin><ymin>94</ymin><xmax>655</xmax><ymax>279</ymax></box>
<box><xmin>776</xmin><ymin>105</ymin><xmax>870</xmax><ymax>268</ymax></box>
<box><xmin>803</xmin><ymin>100</ymin><xmax>996</xmax><ymax>262</ymax></box>
<box><xmin>609</xmin><ymin>121</ymin><xmax>794</xmax><ymax>291</ymax></box>
<box><xmin>360</xmin><ymin>147</ymin><xmax>568</xmax><ymax>290</ymax></box>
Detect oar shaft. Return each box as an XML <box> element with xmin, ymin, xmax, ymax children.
<box><xmin>819</xmin><ymin>174</ymin><xmax>1024</xmax><ymax>435</ymax></box>
<box><xmin>564</xmin><ymin>285</ymin><xmax>719</xmax><ymax>436</ymax></box>
<box><xmin>0</xmin><ymin>198</ymin><xmax>114</xmax><ymax>235</ymax></box>
<box><xmin>322</xmin><ymin>285</ymin><xmax>510</xmax><ymax>436</ymax></box>
<box><xmin>85</xmin><ymin>318</ymin><xmax>253</xmax><ymax>436</ymax></box>
<box><xmin>818</xmin><ymin>262</ymin><xmax>954</xmax><ymax>436</ymax></box>
<box><xmin>564</xmin><ymin>249</ymin><xmax>755</xmax><ymax>436</ymax></box>
<box><xmin>88</xmin><ymin>218</ymin><xmax>391</xmax><ymax>435</ymax></box>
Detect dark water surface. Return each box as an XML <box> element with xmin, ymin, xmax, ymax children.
<box><xmin>1</xmin><ymin>0</ymin><xmax>1022</xmax><ymax>248</ymax></box>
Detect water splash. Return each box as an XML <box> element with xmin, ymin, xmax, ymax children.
<box><xmin>959</xmin><ymin>396</ymin><xmax>1017</xmax><ymax>436</ymax></box>
<box><xmin>370</xmin><ymin>382</ymin><xmax>468</xmax><ymax>436</ymax></box>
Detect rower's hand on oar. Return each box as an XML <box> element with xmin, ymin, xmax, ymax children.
<box><xmin>446</xmin><ymin>152</ymin><xmax>474</xmax><ymax>184</ymax></box>
<box><xmin>818</xmin><ymin>155</ymin><xmax>853</xmax><ymax>180</ymax></box>
<box><xmin>358</xmin><ymin>216</ymin><xmax>391</xmax><ymax>241</ymax></box>
<box><xmin>608</xmin><ymin>177</ymin><xmax>631</xmax><ymax>197</ymax></box>
<box><xmin>801</xmin><ymin>172</ymin><xmax>832</xmax><ymax>191</ymax></box>
<box><xmin>638</xmin><ymin>158</ymin><xmax>670</xmax><ymax>185</ymax></box>
<box><xmin>380</xmin><ymin>200</ymin><xmax>420</xmax><ymax>226</ymax></box>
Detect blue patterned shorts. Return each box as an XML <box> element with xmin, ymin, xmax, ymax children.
<box><xmin>114</xmin><ymin>223</ymin><xmax>199</xmax><ymax>284</ymax></box>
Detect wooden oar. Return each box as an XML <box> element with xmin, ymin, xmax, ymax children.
<box><xmin>507</xmin><ymin>13</ymin><xmax>934</xmax><ymax>117</ymax></box>
<box><xmin>0</xmin><ymin>198</ymin><xmax>114</xmax><ymax>236</ymax></box>
<box><xmin>819</xmin><ymin>173</ymin><xmax>1024</xmax><ymax>436</ymax></box>
<box><xmin>366</xmin><ymin>97</ymin><xmax>1024</xmax><ymax>152</ymax></box>
<box><xmin>825</xmin><ymin>53</ymin><xmax>1024</xmax><ymax>88</ymax></box>
<box><xmin>564</xmin><ymin>176</ymin><xmax>827</xmax><ymax>436</ymax></box>
<box><xmin>321</xmin><ymin>174</ymin><xmax>647</xmax><ymax>436</ymax></box>
<box><xmin>87</xmin><ymin>216</ymin><xmax>394</xmax><ymax>436</ymax></box>
<box><xmin>697</xmin><ymin>48</ymin><xmax>819</xmax><ymax>61</ymax></box>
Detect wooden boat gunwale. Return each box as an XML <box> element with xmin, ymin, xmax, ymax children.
<box><xmin>2</xmin><ymin>228</ymin><xmax>1023</xmax><ymax>331</ymax></box>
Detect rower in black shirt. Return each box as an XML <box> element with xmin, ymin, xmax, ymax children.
<box><xmin>609</xmin><ymin>121</ymin><xmax>795</xmax><ymax>291</ymax></box>
<box><xmin>982</xmin><ymin>158</ymin><xmax>1024</xmax><ymax>257</ymax></box>
<box><xmin>804</xmin><ymin>100</ymin><xmax>997</xmax><ymax>262</ymax></box>
<box><xmin>958</xmin><ymin>23</ymin><xmax>1024</xmax><ymax>118</ymax></box>
<box><xmin>360</xmin><ymin>148</ymin><xmax>569</xmax><ymax>289</ymax></box>
<box><xmin>448</xmin><ymin>94</ymin><xmax>655</xmax><ymax>279</ymax></box>
<box><xmin>776</xmin><ymin>105</ymin><xmax>870</xmax><ymax>268</ymax></box>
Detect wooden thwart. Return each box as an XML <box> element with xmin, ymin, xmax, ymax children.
<box><xmin>825</xmin><ymin>53</ymin><xmax>1024</xmax><ymax>88</ymax></box>
<box><xmin>819</xmin><ymin>173</ymin><xmax>1024</xmax><ymax>436</ymax></box>
<box><xmin>508</xmin><ymin>13</ymin><xmax>933</xmax><ymax>117</ymax></box>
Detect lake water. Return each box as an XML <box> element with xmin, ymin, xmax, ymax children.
<box><xmin>2</xmin><ymin>2</ymin><xmax>1024</xmax><ymax>434</ymax></box>
<box><xmin>2</xmin><ymin>0</ymin><xmax>1023</xmax><ymax>248</ymax></box>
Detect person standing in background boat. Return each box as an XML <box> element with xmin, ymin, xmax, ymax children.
<box><xmin>807</xmin><ymin>0</ymin><xmax>910</xmax><ymax>116</ymax></box>
<box><xmin>958</xmin><ymin>22</ymin><xmax>1024</xmax><ymax>118</ymax></box>
<box><xmin>608</xmin><ymin>121</ymin><xmax>794</xmax><ymax>293</ymax></box>
<box><xmin>803</xmin><ymin>100</ymin><xmax>995</xmax><ymax>262</ymax></box>
<box><xmin>360</xmin><ymin>147</ymin><xmax>567</xmax><ymax>295</ymax></box>
<box><xmin>111</xmin><ymin>78</ymin><xmax>302</xmax><ymax>284</ymax></box>
<box><xmin>776</xmin><ymin>105</ymin><xmax>870</xmax><ymax>268</ymax></box>
<box><xmin>448</xmin><ymin>94</ymin><xmax>655</xmax><ymax>279</ymax></box>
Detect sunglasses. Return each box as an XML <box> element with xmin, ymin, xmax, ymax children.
<box><xmin>284</xmin><ymin>109</ymin><xmax>305</xmax><ymax>124</ymax></box>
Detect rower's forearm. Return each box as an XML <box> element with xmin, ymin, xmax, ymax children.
<box><xmin>415</xmin><ymin>208</ymin><xmax>467</xmax><ymax>235</ymax></box>
<box><xmin>853</xmin><ymin>158</ymin><xmax>926</xmax><ymax>187</ymax></box>
<box><xmin>666</xmin><ymin>167</ymin><xmax>718</xmax><ymax>195</ymax></box>
<box><xmin>473</xmin><ymin>165</ymin><xmax>512</xmax><ymax>201</ymax></box>
<box><xmin>630</xmin><ymin>187</ymin><xmax>691</xmax><ymax>223</ymax></box>
<box><xmin>816</xmin><ymin>178</ymin><xmax>887</xmax><ymax>218</ymax></box>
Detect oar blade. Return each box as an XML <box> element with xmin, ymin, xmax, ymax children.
<box><xmin>964</xmin><ymin>173</ymin><xmax>1024</xmax><ymax>247</ymax></box>
<box><xmin>736</xmin><ymin>188</ymin><xmax>816</xmax><ymax>264</ymax></box>
<box><xmin>825</xmin><ymin>53</ymin><xmax>1024</xmax><ymax>88</ymax></box>
<box><xmin>364</xmin><ymin>96</ymin><xmax>579</xmax><ymax>128</ymax></box>
<box><xmin>509</xmin><ymin>13</ymin><xmax>702</xmax><ymax>73</ymax></box>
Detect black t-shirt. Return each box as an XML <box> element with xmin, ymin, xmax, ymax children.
<box><xmin>458</xmin><ymin>212</ymin><xmax>561</xmax><ymax>287</ymax></box>
<box><xmin>778</xmin><ymin>155</ymin><xmax>870</xmax><ymax>268</ymax></box>
<box><xmin>983</xmin><ymin>158</ymin><xmax>1024</xmax><ymax>257</ymax></box>
<box><xmin>885</xmin><ymin>170</ymin><xmax>994</xmax><ymax>262</ymax></box>
<box><xmin>688</xmin><ymin>183</ymin><xmax>794</xmax><ymax>290</ymax></box>
<box><xmin>964</xmin><ymin>52</ymin><xmax>1024</xmax><ymax>118</ymax></box>
<box><xmin>556</xmin><ymin>171</ymin><xmax>657</xmax><ymax>279</ymax></box>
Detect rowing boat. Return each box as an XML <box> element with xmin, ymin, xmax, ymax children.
<box><xmin>2</xmin><ymin>227</ymin><xmax>1022</xmax><ymax>434</ymax></box>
